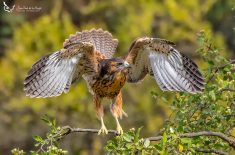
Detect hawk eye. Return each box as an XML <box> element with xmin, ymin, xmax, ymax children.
<box><xmin>117</xmin><ymin>62</ymin><xmax>123</xmax><ymax>66</ymax></box>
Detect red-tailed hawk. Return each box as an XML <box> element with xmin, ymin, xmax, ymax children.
<box><xmin>24</xmin><ymin>29</ymin><xmax>205</xmax><ymax>134</ymax></box>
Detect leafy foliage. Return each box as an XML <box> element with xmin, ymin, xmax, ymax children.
<box><xmin>105</xmin><ymin>128</ymin><xmax>155</xmax><ymax>154</ymax></box>
<box><xmin>11</xmin><ymin>116</ymin><xmax>68</xmax><ymax>155</ymax></box>
<box><xmin>105</xmin><ymin>128</ymin><xmax>170</xmax><ymax>155</ymax></box>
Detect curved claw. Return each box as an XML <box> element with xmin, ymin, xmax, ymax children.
<box><xmin>98</xmin><ymin>125</ymin><xmax>108</xmax><ymax>135</ymax></box>
<box><xmin>116</xmin><ymin>125</ymin><xmax>123</xmax><ymax>135</ymax></box>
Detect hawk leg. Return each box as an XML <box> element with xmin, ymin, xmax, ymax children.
<box><xmin>94</xmin><ymin>95</ymin><xmax>108</xmax><ymax>135</ymax></box>
<box><xmin>110</xmin><ymin>92</ymin><xmax>127</xmax><ymax>134</ymax></box>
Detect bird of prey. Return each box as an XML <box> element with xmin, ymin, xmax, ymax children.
<box><xmin>24</xmin><ymin>29</ymin><xmax>205</xmax><ymax>134</ymax></box>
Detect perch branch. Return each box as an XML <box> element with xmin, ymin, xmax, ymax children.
<box><xmin>59</xmin><ymin>126</ymin><xmax>119</xmax><ymax>137</ymax></box>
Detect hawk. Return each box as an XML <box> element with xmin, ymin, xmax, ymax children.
<box><xmin>24</xmin><ymin>29</ymin><xmax>205</xmax><ymax>134</ymax></box>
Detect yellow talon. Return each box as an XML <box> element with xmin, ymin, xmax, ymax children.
<box><xmin>98</xmin><ymin>117</ymin><xmax>108</xmax><ymax>135</ymax></box>
<box><xmin>116</xmin><ymin>125</ymin><xmax>123</xmax><ymax>135</ymax></box>
<box><xmin>98</xmin><ymin>125</ymin><xmax>108</xmax><ymax>135</ymax></box>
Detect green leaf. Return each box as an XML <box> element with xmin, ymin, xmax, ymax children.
<box><xmin>162</xmin><ymin>132</ymin><xmax>167</xmax><ymax>145</ymax></box>
<box><xmin>181</xmin><ymin>138</ymin><xmax>191</xmax><ymax>144</ymax></box>
<box><xmin>126</xmin><ymin>143</ymin><xmax>133</xmax><ymax>149</ymax></box>
<box><xmin>41</xmin><ymin>114</ymin><xmax>51</xmax><ymax>125</ymax></box>
<box><xmin>33</xmin><ymin>135</ymin><xmax>43</xmax><ymax>143</ymax></box>
<box><xmin>135</xmin><ymin>127</ymin><xmax>143</xmax><ymax>142</ymax></box>
<box><xmin>208</xmin><ymin>60</ymin><xmax>214</xmax><ymax>66</ymax></box>
<box><xmin>161</xmin><ymin>96</ymin><xmax>168</xmax><ymax>102</ymax></box>
<box><xmin>209</xmin><ymin>91</ymin><xmax>216</xmax><ymax>100</ymax></box>
<box><xmin>154</xmin><ymin>144</ymin><xmax>162</xmax><ymax>151</ymax></box>
<box><xmin>52</xmin><ymin>119</ymin><xmax>56</xmax><ymax>127</ymax></box>
<box><xmin>34</xmin><ymin>143</ymin><xmax>40</xmax><ymax>147</ymax></box>
<box><xmin>144</xmin><ymin>139</ymin><xmax>150</xmax><ymax>148</ymax></box>
<box><xmin>123</xmin><ymin>133</ymin><xmax>133</xmax><ymax>142</ymax></box>
<box><xmin>151</xmin><ymin>91</ymin><xmax>158</xmax><ymax>98</ymax></box>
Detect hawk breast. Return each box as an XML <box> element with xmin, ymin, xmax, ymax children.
<box><xmin>92</xmin><ymin>71</ymin><xmax>127</xmax><ymax>98</ymax></box>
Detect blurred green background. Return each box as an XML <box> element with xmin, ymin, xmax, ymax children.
<box><xmin>0</xmin><ymin>0</ymin><xmax>234</xmax><ymax>154</ymax></box>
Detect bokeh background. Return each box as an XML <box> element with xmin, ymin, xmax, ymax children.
<box><xmin>0</xmin><ymin>0</ymin><xmax>234</xmax><ymax>154</ymax></box>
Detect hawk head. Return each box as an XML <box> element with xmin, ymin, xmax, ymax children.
<box><xmin>99</xmin><ymin>58</ymin><xmax>130</xmax><ymax>77</ymax></box>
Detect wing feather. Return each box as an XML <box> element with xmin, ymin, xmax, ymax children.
<box><xmin>161</xmin><ymin>56</ymin><xmax>185</xmax><ymax>91</ymax></box>
<box><xmin>151</xmin><ymin>54</ymin><xmax>166</xmax><ymax>90</ymax></box>
<box><xmin>126</xmin><ymin>37</ymin><xmax>205</xmax><ymax>93</ymax></box>
<box><xmin>24</xmin><ymin>42</ymin><xmax>96</xmax><ymax>98</ymax></box>
<box><xmin>45</xmin><ymin>59</ymin><xmax>69</xmax><ymax>97</ymax></box>
<box><xmin>158</xmin><ymin>56</ymin><xmax>174</xmax><ymax>90</ymax></box>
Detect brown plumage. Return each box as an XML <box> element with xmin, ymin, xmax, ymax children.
<box><xmin>24</xmin><ymin>29</ymin><xmax>205</xmax><ymax>134</ymax></box>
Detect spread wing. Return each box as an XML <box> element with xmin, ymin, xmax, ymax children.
<box><xmin>125</xmin><ymin>37</ymin><xmax>205</xmax><ymax>94</ymax></box>
<box><xmin>24</xmin><ymin>42</ymin><xmax>97</xmax><ymax>98</ymax></box>
<box><xmin>24</xmin><ymin>29</ymin><xmax>118</xmax><ymax>98</ymax></box>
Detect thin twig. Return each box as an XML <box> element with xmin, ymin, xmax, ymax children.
<box><xmin>219</xmin><ymin>88</ymin><xmax>235</xmax><ymax>93</ymax></box>
<box><xmin>207</xmin><ymin>59</ymin><xmax>235</xmax><ymax>83</ymax></box>
<box><xmin>215</xmin><ymin>59</ymin><xmax>235</xmax><ymax>70</ymax></box>
<box><xmin>193</xmin><ymin>148</ymin><xmax>228</xmax><ymax>155</ymax></box>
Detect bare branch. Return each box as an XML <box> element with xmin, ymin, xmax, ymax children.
<box><xmin>193</xmin><ymin>148</ymin><xmax>228</xmax><ymax>155</ymax></box>
<box><xmin>215</xmin><ymin>59</ymin><xmax>235</xmax><ymax>70</ymax></box>
<box><xmin>59</xmin><ymin>126</ymin><xmax>119</xmax><ymax>138</ymax></box>
<box><xmin>147</xmin><ymin>131</ymin><xmax>235</xmax><ymax>149</ymax></box>
<box><xmin>219</xmin><ymin>88</ymin><xmax>235</xmax><ymax>93</ymax></box>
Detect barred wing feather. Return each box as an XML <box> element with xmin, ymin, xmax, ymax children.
<box><xmin>24</xmin><ymin>42</ymin><xmax>96</xmax><ymax>98</ymax></box>
<box><xmin>126</xmin><ymin>37</ymin><xmax>205</xmax><ymax>94</ymax></box>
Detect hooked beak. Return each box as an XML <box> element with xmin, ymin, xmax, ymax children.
<box><xmin>124</xmin><ymin>61</ymin><xmax>131</xmax><ymax>68</ymax></box>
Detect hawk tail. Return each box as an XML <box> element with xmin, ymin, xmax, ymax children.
<box><xmin>63</xmin><ymin>29</ymin><xmax>118</xmax><ymax>58</ymax></box>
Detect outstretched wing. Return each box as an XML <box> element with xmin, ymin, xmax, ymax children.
<box><xmin>24</xmin><ymin>42</ymin><xmax>97</xmax><ymax>98</ymax></box>
<box><xmin>125</xmin><ymin>37</ymin><xmax>205</xmax><ymax>94</ymax></box>
<box><xmin>63</xmin><ymin>28</ymin><xmax>118</xmax><ymax>59</ymax></box>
